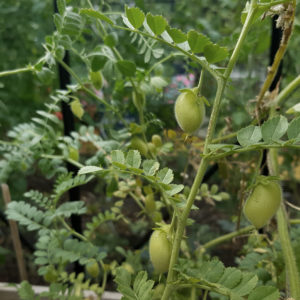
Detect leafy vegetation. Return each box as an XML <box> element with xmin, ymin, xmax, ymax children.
<box><xmin>0</xmin><ymin>0</ymin><xmax>300</xmax><ymax>300</ymax></box>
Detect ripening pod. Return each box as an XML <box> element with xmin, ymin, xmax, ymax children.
<box><xmin>90</xmin><ymin>71</ymin><xmax>103</xmax><ymax>90</ymax></box>
<box><xmin>149</xmin><ymin>225</ymin><xmax>172</xmax><ymax>273</ymax></box>
<box><xmin>243</xmin><ymin>177</ymin><xmax>282</xmax><ymax>229</ymax></box>
<box><xmin>130</xmin><ymin>136</ymin><xmax>148</xmax><ymax>157</ymax></box>
<box><xmin>132</xmin><ymin>90</ymin><xmax>146</xmax><ymax>111</ymax></box>
<box><xmin>174</xmin><ymin>88</ymin><xmax>205</xmax><ymax>134</ymax></box>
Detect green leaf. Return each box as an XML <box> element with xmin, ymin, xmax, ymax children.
<box><xmin>232</xmin><ymin>272</ymin><xmax>258</xmax><ymax>296</ymax></box>
<box><xmin>146</xmin><ymin>13</ymin><xmax>167</xmax><ymax>36</ymax></box>
<box><xmin>248</xmin><ymin>286</ymin><xmax>279</xmax><ymax>300</ymax></box>
<box><xmin>78</xmin><ymin>166</ymin><xmax>102</xmax><ymax>175</ymax></box>
<box><xmin>150</xmin><ymin>76</ymin><xmax>168</xmax><ymax>90</ymax></box>
<box><xmin>126</xmin><ymin>150</ymin><xmax>141</xmax><ymax>169</ymax></box>
<box><xmin>143</xmin><ymin>160</ymin><xmax>160</xmax><ymax>176</ymax></box>
<box><xmin>61</xmin><ymin>12</ymin><xmax>83</xmax><ymax>37</ymax></box>
<box><xmin>80</xmin><ymin>8</ymin><xmax>114</xmax><ymax>25</ymax></box>
<box><xmin>287</xmin><ymin>116</ymin><xmax>300</xmax><ymax>141</ymax></box>
<box><xmin>187</xmin><ymin>30</ymin><xmax>211</xmax><ymax>53</ymax></box>
<box><xmin>166</xmin><ymin>26</ymin><xmax>187</xmax><ymax>43</ymax></box>
<box><xmin>204</xmin><ymin>43</ymin><xmax>229</xmax><ymax>63</ymax></box>
<box><xmin>111</xmin><ymin>150</ymin><xmax>125</xmax><ymax>164</ymax></box>
<box><xmin>57</xmin><ymin>0</ymin><xmax>66</xmax><ymax>16</ymax></box>
<box><xmin>286</xmin><ymin>102</ymin><xmax>300</xmax><ymax>114</ymax></box>
<box><xmin>70</xmin><ymin>99</ymin><xmax>84</xmax><ymax>120</ymax></box>
<box><xmin>218</xmin><ymin>267</ymin><xmax>243</xmax><ymax>289</ymax></box>
<box><xmin>91</xmin><ymin>55</ymin><xmax>108</xmax><ymax>72</ymax></box>
<box><xmin>165</xmin><ymin>184</ymin><xmax>184</xmax><ymax>196</ymax></box>
<box><xmin>156</xmin><ymin>168</ymin><xmax>173</xmax><ymax>184</ymax></box>
<box><xmin>261</xmin><ymin>116</ymin><xmax>289</xmax><ymax>143</ymax></box>
<box><xmin>53</xmin><ymin>14</ymin><xmax>63</xmax><ymax>31</ymax></box>
<box><xmin>116</xmin><ymin>60</ymin><xmax>136</xmax><ymax>77</ymax></box>
<box><xmin>237</xmin><ymin>125</ymin><xmax>262</xmax><ymax>147</ymax></box>
<box><xmin>55</xmin><ymin>201</ymin><xmax>86</xmax><ymax>217</ymax></box>
<box><xmin>125</xmin><ymin>6</ymin><xmax>145</xmax><ymax>29</ymax></box>
<box><xmin>18</xmin><ymin>281</ymin><xmax>36</xmax><ymax>300</ymax></box>
<box><xmin>104</xmin><ymin>33</ymin><xmax>118</xmax><ymax>47</ymax></box>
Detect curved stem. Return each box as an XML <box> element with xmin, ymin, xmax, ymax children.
<box><xmin>58</xmin><ymin>59</ymin><xmax>114</xmax><ymax>110</ymax></box>
<box><xmin>146</xmin><ymin>53</ymin><xmax>183</xmax><ymax>76</ymax></box>
<box><xmin>196</xmin><ymin>70</ymin><xmax>205</xmax><ymax>94</ymax></box>
<box><xmin>197</xmin><ymin>225</ymin><xmax>254</xmax><ymax>253</ymax></box>
<box><xmin>0</xmin><ymin>66</ymin><xmax>33</xmax><ymax>78</ymax></box>
<box><xmin>161</xmin><ymin>3</ymin><xmax>258</xmax><ymax>298</ymax></box>
<box><xmin>256</xmin><ymin>1</ymin><xmax>296</xmax><ymax>122</ymax></box>
<box><xmin>59</xmin><ymin>217</ymin><xmax>88</xmax><ymax>242</ymax></box>
<box><xmin>112</xmin><ymin>24</ymin><xmax>220</xmax><ymax>81</ymax></box>
<box><xmin>267</xmin><ymin>100</ymin><xmax>300</xmax><ymax>298</ymax></box>
<box><xmin>276</xmin><ymin>73</ymin><xmax>300</xmax><ymax>105</ymax></box>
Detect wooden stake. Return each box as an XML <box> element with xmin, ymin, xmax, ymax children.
<box><xmin>1</xmin><ymin>184</ymin><xmax>28</xmax><ymax>281</ymax></box>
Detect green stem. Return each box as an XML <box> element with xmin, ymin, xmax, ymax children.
<box><xmin>112</xmin><ymin>24</ymin><xmax>220</xmax><ymax>81</ymax></box>
<box><xmin>290</xmin><ymin>219</ymin><xmax>300</xmax><ymax>224</ymax></box>
<box><xmin>256</xmin><ymin>0</ymin><xmax>296</xmax><ymax>121</ymax></box>
<box><xmin>276</xmin><ymin>73</ymin><xmax>300</xmax><ymax>105</ymax></box>
<box><xmin>59</xmin><ymin>217</ymin><xmax>88</xmax><ymax>242</ymax></box>
<box><xmin>197</xmin><ymin>225</ymin><xmax>254</xmax><ymax>254</ymax></box>
<box><xmin>267</xmin><ymin>106</ymin><xmax>300</xmax><ymax>299</ymax></box>
<box><xmin>0</xmin><ymin>66</ymin><xmax>33</xmax><ymax>78</ymax></box>
<box><xmin>161</xmin><ymin>3</ymin><xmax>258</xmax><ymax>299</ymax></box>
<box><xmin>196</xmin><ymin>70</ymin><xmax>205</xmax><ymax>94</ymax></box>
<box><xmin>193</xmin><ymin>132</ymin><xmax>237</xmax><ymax>147</ymax></box>
<box><xmin>41</xmin><ymin>154</ymin><xmax>85</xmax><ymax>169</ymax></box>
<box><xmin>129</xmin><ymin>192</ymin><xmax>145</xmax><ymax>211</ymax></box>
<box><xmin>224</xmin><ymin>0</ymin><xmax>257</xmax><ymax>79</ymax></box>
<box><xmin>174</xmin><ymin>283</ymin><xmax>230</xmax><ymax>298</ymax></box>
<box><xmin>205</xmin><ymin>143</ymin><xmax>300</xmax><ymax>161</ymax></box>
<box><xmin>191</xmin><ymin>287</ymin><xmax>196</xmax><ymax>300</ymax></box>
<box><xmin>58</xmin><ymin>59</ymin><xmax>114</xmax><ymax>111</ymax></box>
<box><xmin>100</xmin><ymin>261</ymin><xmax>108</xmax><ymax>296</ymax></box>
<box><xmin>146</xmin><ymin>53</ymin><xmax>183</xmax><ymax>76</ymax></box>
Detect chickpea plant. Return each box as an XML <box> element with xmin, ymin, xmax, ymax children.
<box><xmin>1</xmin><ymin>0</ymin><xmax>300</xmax><ymax>300</ymax></box>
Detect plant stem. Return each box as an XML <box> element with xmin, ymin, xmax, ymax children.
<box><xmin>197</xmin><ymin>225</ymin><xmax>254</xmax><ymax>253</ymax></box>
<box><xmin>146</xmin><ymin>53</ymin><xmax>183</xmax><ymax>76</ymax></box>
<box><xmin>196</xmin><ymin>70</ymin><xmax>205</xmax><ymax>95</ymax></box>
<box><xmin>191</xmin><ymin>287</ymin><xmax>196</xmax><ymax>300</ymax></box>
<box><xmin>100</xmin><ymin>261</ymin><xmax>108</xmax><ymax>296</ymax></box>
<box><xmin>58</xmin><ymin>59</ymin><xmax>114</xmax><ymax>111</ymax></box>
<box><xmin>267</xmin><ymin>107</ymin><xmax>300</xmax><ymax>300</ymax></box>
<box><xmin>193</xmin><ymin>132</ymin><xmax>237</xmax><ymax>147</ymax></box>
<box><xmin>112</xmin><ymin>24</ymin><xmax>220</xmax><ymax>81</ymax></box>
<box><xmin>41</xmin><ymin>154</ymin><xmax>85</xmax><ymax>169</ymax></box>
<box><xmin>256</xmin><ymin>1</ymin><xmax>296</xmax><ymax>122</ymax></box>
<box><xmin>0</xmin><ymin>66</ymin><xmax>33</xmax><ymax>78</ymax></box>
<box><xmin>276</xmin><ymin>73</ymin><xmax>300</xmax><ymax>105</ymax></box>
<box><xmin>223</xmin><ymin>0</ymin><xmax>257</xmax><ymax>79</ymax></box>
<box><xmin>290</xmin><ymin>219</ymin><xmax>300</xmax><ymax>224</ymax></box>
<box><xmin>59</xmin><ymin>217</ymin><xmax>88</xmax><ymax>242</ymax></box>
<box><xmin>161</xmin><ymin>4</ymin><xmax>258</xmax><ymax>299</ymax></box>
<box><xmin>205</xmin><ymin>143</ymin><xmax>300</xmax><ymax>161</ymax></box>
<box><xmin>129</xmin><ymin>191</ymin><xmax>145</xmax><ymax>211</ymax></box>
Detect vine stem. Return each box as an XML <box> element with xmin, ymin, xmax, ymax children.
<box><xmin>196</xmin><ymin>225</ymin><xmax>254</xmax><ymax>253</ymax></box>
<box><xmin>0</xmin><ymin>66</ymin><xmax>33</xmax><ymax>78</ymax></box>
<box><xmin>145</xmin><ymin>53</ymin><xmax>183</xmax><ymax>76</ymax></box>
<box><xmin>161</xmin><ymin>2</ymin><xmax>258</xmax><ymax>299</ymax></box>
<box><xmin>267</xmin><ymin>108</ymin><xmax>300</xmax><ymax>300</ymax></box>
<box><xmin>276</xmin><ymin>73</ymin><xmax>300</xmax><ymax>105</ymax></box>
<box><xmin>59</xmin><ymin>217</ymin><xmax>88</xmax><ymax>242</ymax></box>
<box><xmin>256</xmin><ymin>1</ymin><xmax>296</xmax><ymax>122</ymax></box>
<box><xmin>58</xmin><ymin>59</ymin><xmax>114</xmax><ymax>111</ymax></box>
